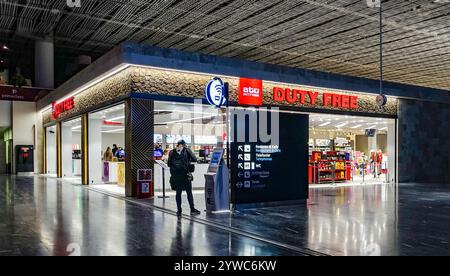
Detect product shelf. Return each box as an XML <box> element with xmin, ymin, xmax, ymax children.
<box><xmin>309</xmin><ymin>150</ymin><xmax>352</xmax><ymax>184</ymax></box>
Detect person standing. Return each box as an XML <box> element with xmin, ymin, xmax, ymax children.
<box><xmin>103</xmin><ymin>147</ymin><xmax>113</xmax><ymax>162</ymax></box>
<box><xmin>112</xmin><ymin>144</ymin><xmax>119</xmax><ymax>157</ymax></box>
<box><xmin>168</xmin><ymin>140</ymin><xmax>200</xmax><ymax>216</ymax></box>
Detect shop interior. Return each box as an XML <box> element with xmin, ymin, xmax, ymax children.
<box><xmin>45</xmin><ymin>125</ymin><xmax>57</xmax><ymax>177</ymax></box>
<box><xmin>52</xmin><ymin>100</ymin><xmax>396</xmax><ymax>199</ymax></box>
<box><xmin>61</xmin><ymin>118</ymin><xmax>82</xmax><ymax>181</ymax></box>
<box><xmin>152</xmin><ymin>104</ymin><xmax>396</xmax><ymax>204</ymax></box>
<box><xmin>88</xmin><ymin>104</ymin><xmax>126</xmax><ymax>195</ymax></box>
<box><xmin>153</xmin><ymin>101</ymin><xmax>226</xmax><ymax>197</ymax></box>
<box><xmin>308</xmin><ymin>113</ymin><xmax>396</xmax><ymax>187</ymax></box>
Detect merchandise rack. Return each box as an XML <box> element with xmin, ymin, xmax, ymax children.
<box><xmin>315</xmin><ymin>160</ymin><xmax>347</xmax><ymax>184</ymax></box>
<box><xmin>309</xmin><ymin>151</ymin><xmax>352</xmax><ymax>184</ymax></box>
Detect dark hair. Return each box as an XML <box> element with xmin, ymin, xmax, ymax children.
<box><xmin>177</xmin><ymin>140</ymin><xmax>186</xmax><ymax>146</ymax></box>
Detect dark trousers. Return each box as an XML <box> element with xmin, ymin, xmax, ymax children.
<box><xmin>176</xmin><ymin>187</ymin><xmax>195</xmax><ymax>211</ymax></box>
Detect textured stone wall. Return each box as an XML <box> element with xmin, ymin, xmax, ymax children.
<box><xmin>43</xmin><ymin>66</ymin><xmax>397</xmax><ymax>125</ymax></box>
<box><xmin>130</xmin><ymin>66</ymin><xmax>397</xmax><ymax>116</ymax></box>
<box><xmin>129</xmin><ymin>67</ymin><xmax>239</xmax><ymax>100</ymax></box>
<box><xmin>42</xmin><ymin>69</ymin><xmax>133</xmax><ymax>125</ymax></box>
<box><xmin>398</xmin><ymin>99</ymin><xmax>450</xmax><ymax>183</ymax></box>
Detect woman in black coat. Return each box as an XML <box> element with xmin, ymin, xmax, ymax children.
<box><xmin>168</xmin><ymin>140</ymin><xmax>200</xmax><ymax>216</ymax></box>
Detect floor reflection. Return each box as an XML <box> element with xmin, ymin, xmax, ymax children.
<box><xmin>151</xmin><ymin>183</ymin><xmax>400</xmax><ymax>256</ymax></box>
<box><xmin>4</xmin><ymin>174</ymin><xmax>450</xmax><ymax>256</ymax></box>
<box><xmin>0</xmin><ymin>175</ymin><xmax>296</xmax><ymax>256</ymax></box>
<box><xmin>306</xmin><ymin>184</ymin><xmax>398</xmax><ymax>255</ymax></box>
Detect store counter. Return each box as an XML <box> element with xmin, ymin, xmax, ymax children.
<box><xmin>103</xmin><ymin>161</ymin><xmax>125</xmax><ymax>186</ymax></box>
<box><xmin>117</xmin><ymin>162</ymin><xmax>125</xmax><ymax>186</ymax></box>
<box><xmin>154</xmin><ymin>163</ymin><xmax>209</xmax><ymax>191</ymax></box>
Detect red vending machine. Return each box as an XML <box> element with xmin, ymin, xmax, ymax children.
<box><xmin>15</xmin><ymin>145</ymin><xmax>34</xmax><ymax>174</ymax></box>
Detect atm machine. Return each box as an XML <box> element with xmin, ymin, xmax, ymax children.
<box><xmin>204</xmin><ymin>149</ymin><xmax>230</xmax><ymax>213</ymax></box>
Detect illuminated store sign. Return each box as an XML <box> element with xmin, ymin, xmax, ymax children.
<box><xmin>52</xmin><ymin>97</ymin><xmax>75</xmax><ymax>119</ymax></box>
<box><xmin>239</xmin><ymin>78</ymin><xmax>263</xmax><ymax>106</ymax></box>
<box><xmin>205</xmin><ymin>77</ymin><xmax>227</xmax><ymax>108</ymax></box>
<box><xmin>273</xmin><ymin>87</ymin><xmax>359</xmax><ymax>109</ymax></box>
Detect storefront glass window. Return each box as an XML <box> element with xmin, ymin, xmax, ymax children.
<box><xmin>45</xmin><ymin>125</ymin><xmax>57</xmax><ymax>176</ymax></box>
<box><xmin>153</xmin><ymin>101</ymin><xmax>226</xmax><ymax>196</ymax></box>
<box><xmin>88</xmin><ymin>104</ymin><xmax>126</xmax><ymax>195</ymax></box>
<box><xmin>61</xmin><ymin>118</ymin><xmax>82</xmax><ymax>181</ymax></box>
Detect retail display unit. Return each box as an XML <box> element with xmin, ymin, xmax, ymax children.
<box><xmin>309</xmin><ymin>151</ymin><xmax>352</xmax><ymax>184</ymax></box>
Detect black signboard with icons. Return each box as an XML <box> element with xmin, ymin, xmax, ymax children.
<box><xmin>230</xmin><ymin>110</ymin><xmax>309</xmax><ymax>205</ymax></box>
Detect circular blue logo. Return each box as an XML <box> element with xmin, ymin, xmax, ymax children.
<box><xmin>205</xmin><ymin>77</ymin><xmax>227</xmax><ymax>108</ymax></box>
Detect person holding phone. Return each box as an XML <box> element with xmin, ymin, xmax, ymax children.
<box><xmin>168</xmin><ymin>140</ymin><xmax>200</xmax><ymax>216</ymax></box>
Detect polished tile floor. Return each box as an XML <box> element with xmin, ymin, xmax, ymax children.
<box><xmin>150</xmin><ymin>182</ymin><xmax>450</xmax><ymax>256</ymax></box>
<box><xmin>2</xmin><ymin>175</ymin><xmax>450</xmax><ymax>256</ymax></box>
<box><xmin>0</xmin><ymin>175</ymin><xmax>300</xmax><ymax>256</ymax></box>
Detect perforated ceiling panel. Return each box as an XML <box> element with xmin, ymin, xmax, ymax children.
<box><xmin>2</xmin><ymin>0</ymin><xmax>450</xmax><ymax>91</ymax></box>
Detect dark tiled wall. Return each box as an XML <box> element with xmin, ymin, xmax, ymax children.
<box><xmin>399</xmin><ymin>99</ymin><xmax>450</xmax><ymax>183</ymax></box>
<box><xmin>125</xmin><ymin>98</ymin><xmax>155</xmax><ymax>197</ymax></box>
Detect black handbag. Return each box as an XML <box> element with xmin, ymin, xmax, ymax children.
<box><xmin>188</xmin><ymin>163</ymin><xmax>195</xmax><ymax>173</ymax></box>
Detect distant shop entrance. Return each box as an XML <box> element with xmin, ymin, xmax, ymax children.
<box><xmin>307</xmin><ymin>113</ymin><xmax>396</xmax><ymax>187</ymax></box>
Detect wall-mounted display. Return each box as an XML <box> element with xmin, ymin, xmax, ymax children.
<box><xmin>195</xmin><ymin>136</ymin><xmax>218</xmax><ymax>145</ymax></box>
<box><xmin>154</xmin><ymin>134</ymin><xmax>163</xmax><ymax>144</ymax></box>
<box><xmin>166</xmin><ymin>135</ymin><xmax>192</xmax><ymax>144</ymax></box>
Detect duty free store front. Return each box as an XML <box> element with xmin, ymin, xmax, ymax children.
<box><xmin>38</xmin><ymin>46</ymin><xmax>398</xmax><ymax>207</ymax></box>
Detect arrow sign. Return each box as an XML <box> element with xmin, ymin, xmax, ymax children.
<box><xmin>238</xmin><ymin>172</ymin><xmax>244</xmax><ymax>178</ymax></box>
<box><xmin>238</xmin><ymin>154</ymin><xmax>243</xmax><ymax>160</ymax></box>
<box><xmin>238</xmin><ymin>145</ymin><xmax>244</xmax><ymax>151</ymax></box>
<box><xmin>238</xmin><ymin>163</ymin><xmax>243</xmax><ymax>169</ymax></box>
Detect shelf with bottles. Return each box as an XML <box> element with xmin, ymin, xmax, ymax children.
<box><xmin>317</xmin><ymin>161</ymin><xmax>334</xmax><ymax>171</ymax></box>
<box><xmin>309</xmin><ymin>152</ymin><xmax>351</xmax><ymax>184</ymax></box>
<box><xmin>313</xmin><ymin>139</ymin><xmax>332</xmax><ymax>152</ymax></box>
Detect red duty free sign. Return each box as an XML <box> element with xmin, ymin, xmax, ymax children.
<box><xmin>52</xmin><ymin>97</ymin><xmax>75</xmax><ymax>119</ymax></box>
<box><xmin>273</xmin><ymin>87</ymin><xmax>359</xmax><ymax>109</ymax></box>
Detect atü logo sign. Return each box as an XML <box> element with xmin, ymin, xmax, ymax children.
<box><xmin>205</xmin><ymin>77</ymin><xmax>227</xmax><ymax>108</ymax></box>
<box><xmin>239</xmin><ymin>78</ymin><xmax>263</xmax><ymax>106</ymax></box>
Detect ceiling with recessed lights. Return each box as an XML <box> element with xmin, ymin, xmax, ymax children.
<box><xmin>309</xmin><ymin>113</ymin><xmax>394</xmax><ymax>135</ymax></box>
<box><xmin>2</xmin><ymin>0</ymin><xmax>450</xmax><ymax>91</ymax></box>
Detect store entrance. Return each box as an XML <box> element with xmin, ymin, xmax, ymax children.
<box><xmin>308</xmin><ymin>113</ymin><xmax>396</xmax><ymax>187</ymax></box>
<box><xmin>45</xmin><ymin>125</ymin><xmax>57</xmax><ymax>176</ymax></box>
<box><xmin>152</xmin><ymin>101</ymin><xmax>226</xmax><ymax>210</ymax></box>
<box><xmin>88</xmin><ymin>104</ymin><xmax>126</xmax><ymax>196</ymax></box>
<box><xmin>61</xmin><ymin>118</ymin><xmax>82</xmax><ymax>182</ymax></box>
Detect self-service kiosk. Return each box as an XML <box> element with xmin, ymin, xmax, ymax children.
<box><xmin>204</xmin><ymin>149</ymin><xmax>230</xmax><ymax>213</ymax></box>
